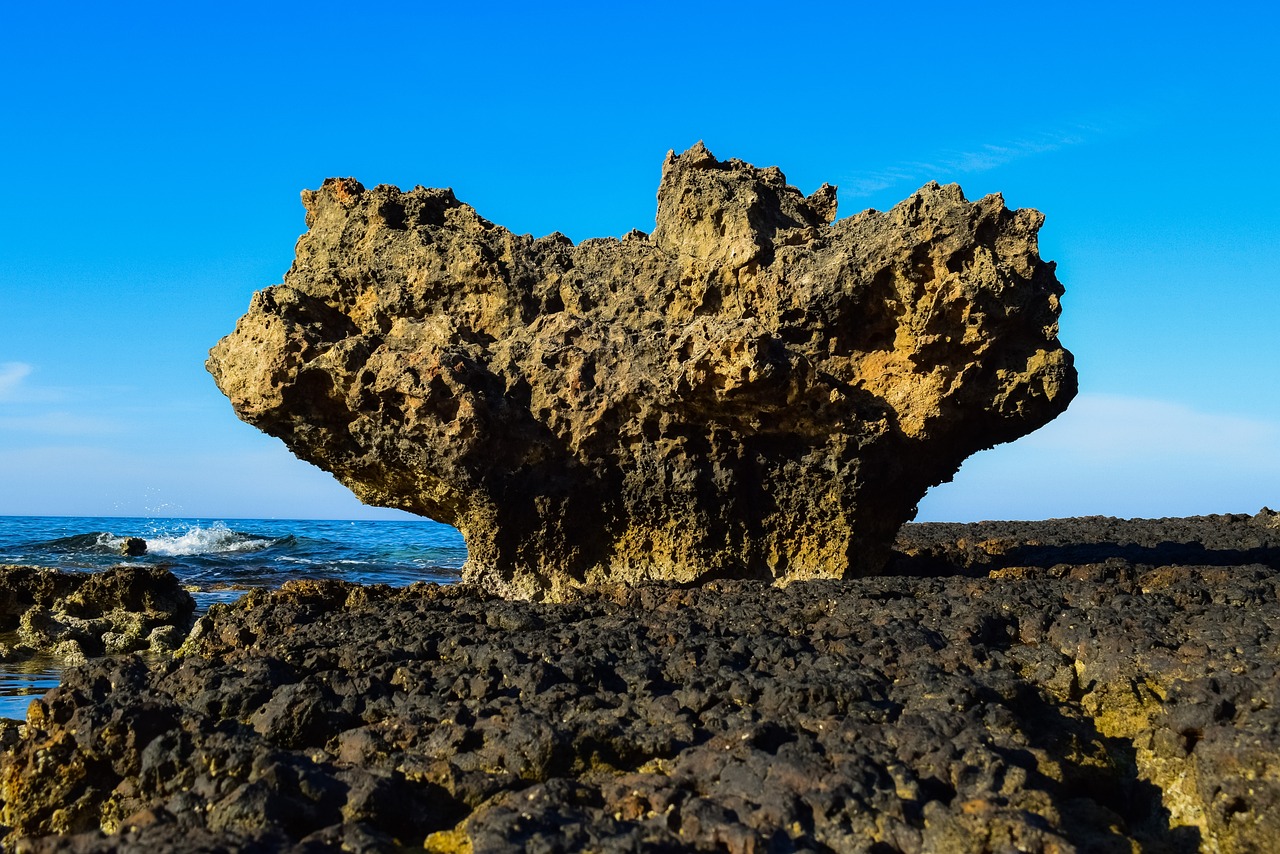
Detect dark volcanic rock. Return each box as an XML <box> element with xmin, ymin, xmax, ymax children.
<box><xmin>118</xmin><ymin>538</ymin><xmax>147</xmax><ymax>558</ymax></box>
<box><xmin>207</xmin><ymin>144</ymin><xmax>1076</xmax><ymax>598</ymax></box>
<box><xmin>0</xmin><ymin>565</ymin><xmax>195</xmax><ymax>666</ymax></box>
<box><xmin>2</xmin><ymin>516</ymin><xmax>1278</xmax><ymax>852</ymax></box>
<box><xmin>890</xmin><ymin>508</ymin><xmax>1280</xmax><ymax>576</ymax></box>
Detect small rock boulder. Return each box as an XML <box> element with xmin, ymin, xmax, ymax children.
<box><xmin>119</xmin><ymin>537</ymin><xmax>148</xmax><ymax>557</ymax></box>
<box><xmin>0</xmin><ymin>565</ymin><xmax>195</xmax><ymax>661</ymax></box>
<box><xmin>208</xmin><ymin>144</ymin><xmax>1076</xmax><ymax>598</ymax></box>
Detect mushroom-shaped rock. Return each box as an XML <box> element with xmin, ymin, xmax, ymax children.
<box><xmin>208</xmin><ymin>144</ymin><xmax>1076</xmax><ymax>599</ymax></box>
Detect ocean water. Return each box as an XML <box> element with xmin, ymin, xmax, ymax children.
<box><xmin>0</xmin><ymin>515</ymin><xmax>467</xmax><ymax>719</ymax></box>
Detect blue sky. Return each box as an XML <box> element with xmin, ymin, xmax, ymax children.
<box><xmin>1</xmin><ymin>2</ymin><xmax>1276</xmax><ymax>521</ymax></box>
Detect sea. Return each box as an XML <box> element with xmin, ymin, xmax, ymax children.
<box><xmin>0</xmin><ymin>515</ymin><xmax>467</xmax><ymax>720</ymax></box>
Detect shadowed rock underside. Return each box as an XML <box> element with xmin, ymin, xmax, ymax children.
<box><xmin>208</xmin><ymin>144</ymin><xmax>1076</xmax><ymax>598</ymax></box>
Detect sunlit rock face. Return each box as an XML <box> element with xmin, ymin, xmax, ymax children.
<box><xmin>208</xmin><ymin>143</ymin><xmax>1076</xmax><ymax>599</ymax></box>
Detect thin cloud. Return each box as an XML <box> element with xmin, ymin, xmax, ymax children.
<box><xmin>0</xmin><ymin>362</ymin><xmax>67</xmax><ymax>404</ymax></box>
<box><xmin>0</xmin><ymin>362</ymin><xmax>32</xmax><ymax>400</ymax></box>
<box><xmin>1019</xmin><ymin>393</ymin><xmax>1280</xmax><ymax>460</ymax></box>
<box><xmin>0</xmin><ymin>364</ymin><xmax>126</xmax><ymax>434</ymax></box>
<box><xmin>918</xmin><ymin>393</ymin><xmax>1280</xmax><ymax>521</ymax></box>
<box><xmin>0</xmin><ymin>411</ymin><xmax>123</xmax><ymax>435</ymax></box>
<box><xmin>841</xmin><ymin>124</ymin><xmax>1099</xmax><ymax>199</ymax></box>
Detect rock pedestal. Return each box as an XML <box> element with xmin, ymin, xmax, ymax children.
<box><xmin>208</xmin><ymin>144</ymin><xmax>1075</xmax><ymax>598</ymax></box>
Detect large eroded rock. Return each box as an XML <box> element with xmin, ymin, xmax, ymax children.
<box><xmin>208</xmin><ymin>144</ymin><xmax>1075</xmax><ymax>598</ymax></box>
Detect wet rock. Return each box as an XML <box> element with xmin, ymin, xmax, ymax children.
<box><xmin>208</xmin><ymin>144</ymin><xmax>1076</xmax><ymax>598</ymax></box>
<box><xmin>1</xmin><ymin>516</ymin><xmax>1276</xmax><ymax>851</ymax></box>
<box><xmin>118</xmin><ymin>538</ymin><xmax>147</xmax><ymax>557</ymax></box>
<box><xmin>0</xmin><ymin>565</ymin><xmax>195</xmax><ymax>667</ymax></box>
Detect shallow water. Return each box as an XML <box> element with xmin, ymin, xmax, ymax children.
<box><xmin>0</xmin><ymin>654</ymin><xmax>61</xmax><ymax>721</ymax></box>
<box><xmin>0</xmin><ymin>515</ymin><xmax>467</xmax><ymax>719</ymax></box>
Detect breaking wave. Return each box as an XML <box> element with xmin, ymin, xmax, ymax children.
<box><xmin>4</xmin><ymin>515</ymin><xmax>467</xmax><ymax>600</ymax></box>
<box><xmin>36</xmin><ymin>523</ymin><xmax>286</xmax><ymax>557</ymax></box>
<box><xmin>144</xmin><ymin>523</ymin><xmax>284</xmax><ymax>557</ymax></box>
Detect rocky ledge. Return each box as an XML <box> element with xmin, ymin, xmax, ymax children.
<box><xmin>0</xmin><ymin>566</ymin><xmax>195</xmax><ymax>665</ymax></box>
<box><xmin>209</xmin><ymin>144</ymin><xmax>1075</xmax><ymax>598</ymax></box>
<box><xmin>2</xmin><ymin>513</ymin><xmax>1277</xmax><ymax>852</ymax></box>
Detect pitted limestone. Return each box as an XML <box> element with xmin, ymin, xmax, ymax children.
<box><xmin>209</xmin><ymin>144</ymin><xmax>1075</xmax><ymax>598</ymax></box>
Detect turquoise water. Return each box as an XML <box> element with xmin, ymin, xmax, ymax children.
<box><xmin>0</xmin><ymin>515</ymin><xmax>467</xmax><ymax>719</ymax></box>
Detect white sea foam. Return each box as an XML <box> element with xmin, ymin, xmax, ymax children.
<box><xmin>145</xmin><ymin>522</ymin><xmax>271</xmax><ymax>556</ymax></box>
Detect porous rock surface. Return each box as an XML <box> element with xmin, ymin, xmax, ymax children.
<box><xmin>0</xmin><ymin>566</ymin><xmax>195</xmax><ymax>664</ymax></box>
<box><xmin>3</xmin><ymin>514</ymin><xmax>1278</xmax><ymax>852</ymax></box>
<box><xmin>208</xmin><ymin>144</ymin><xmax>1076</xmax><ymax>598</ymax></box>
<box><xmin>890</xmin><ymin>507</ymin><xmax>1280</xmax><ymax>576</ymax></box>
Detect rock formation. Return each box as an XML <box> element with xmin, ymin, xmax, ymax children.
<box><xmin>0</xmin><ymin>565</ymin><xmax>195</xmax><ymax>662</ymax></box>
<box><xmin>208</xmin><ymin>143</ymin><xmax>1076</xmax><ymax>598</ymax></box>
<box><xmin>118</xmin><ymin>537</ymin><xmax>147</xmax><ymax>557</ymax></box>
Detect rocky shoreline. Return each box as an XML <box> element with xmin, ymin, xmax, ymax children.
<box><xmin>0</xmin><ymin>565</ymin><xmax>194</xmax><ymax>666</ymax></box>
<box><xmin>0</xmin><ymin>512</ymin><xmax>1277</xmax><ymax>852</ymax></box>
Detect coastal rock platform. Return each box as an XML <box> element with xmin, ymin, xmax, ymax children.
<box><xmin>2</xmin><ymin>513</ymin><xmax>1278</xmax><ymax>852</ymax></box>
<box><xmin>0</xmin><ymin>565</ymin><xmax>194</xmax><ymax>665</ymax></box>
